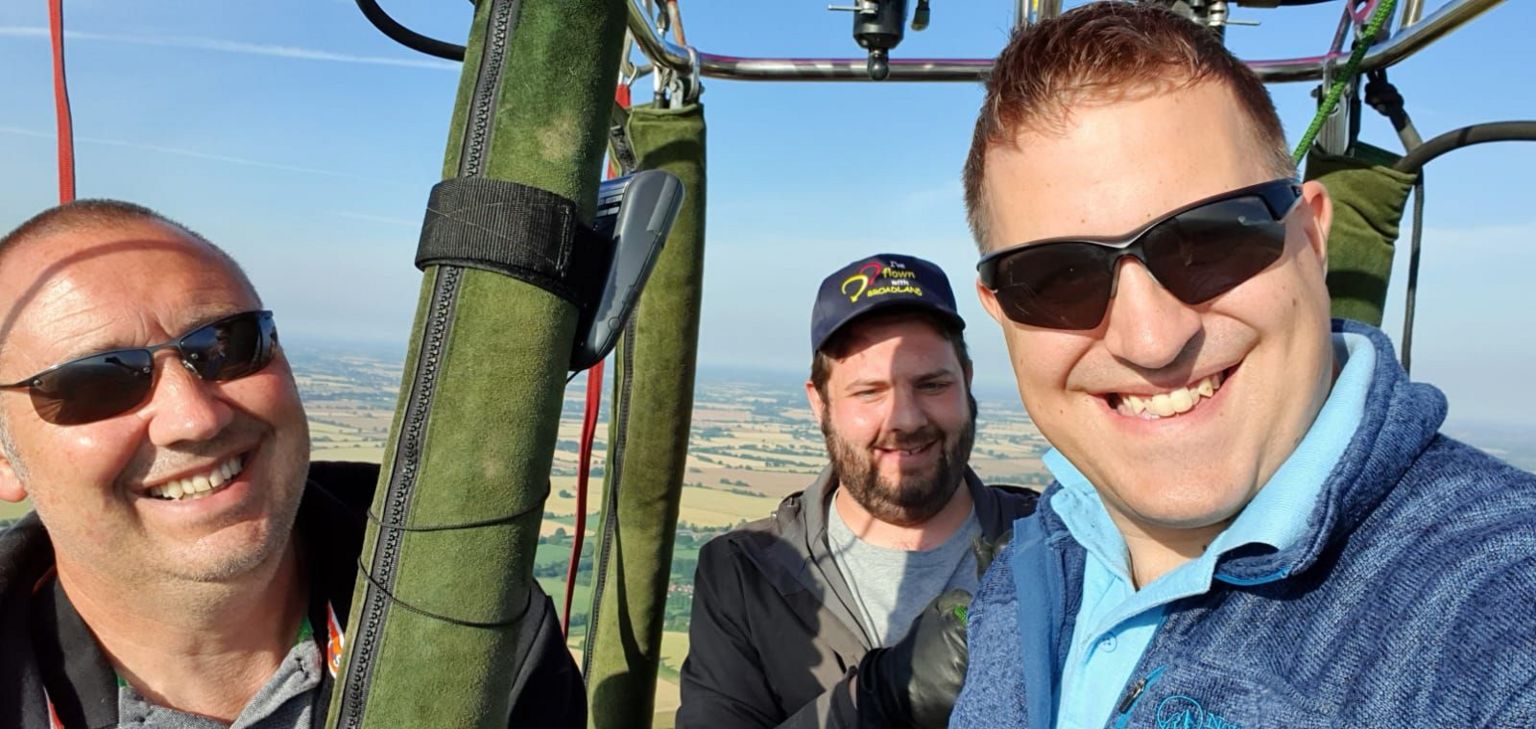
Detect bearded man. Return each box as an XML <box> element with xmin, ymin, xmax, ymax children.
<box><xmin>676</xmin><ymin>253</ymin><xmax>1038</xmax><ymax>729</ymax></box>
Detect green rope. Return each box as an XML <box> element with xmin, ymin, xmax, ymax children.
<box><xmin>1292</xmin><ymin>0</ymin><xmax>1400</xmax><ymax>163</ymax></box>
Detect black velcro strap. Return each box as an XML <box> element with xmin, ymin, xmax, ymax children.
<box><xmin>415</xmin><ymin>177</ymin><xmax>598</xmax><ymax>304</ymax></box>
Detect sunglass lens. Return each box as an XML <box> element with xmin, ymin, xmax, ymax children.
<box><xmin>992</xmin><ymin>243</ymin><xmax>1113</xmax><ymax>329</ymax></box>
<box><xmin>29</xmin><ymin>351</ymin><xmax>155</xmax><ymax>425</ymax></box>
<box><xmin>180</xmin><ymin>312</ymin><xmax>276</xmax><ymax>381</ymax></box>
<box><xmin>1144</xmin><ymin>196</ymin><xmax>1287</xmax><ymax>305</ymax></box>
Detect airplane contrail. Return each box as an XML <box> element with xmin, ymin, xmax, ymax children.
<box><xmin>0</xmin><ymin>26</ymin><xmax>459</xmax><ymax>71</ymax></box>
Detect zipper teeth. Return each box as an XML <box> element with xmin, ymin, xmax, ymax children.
<box><xmin>339</xmin><ymin>0</ymin><xmax>512</xmax><ymax>719</ymax></box>
<box><xmin>582</xmin><ymin>316</ymin><xmax>637</xmax><ymax>675</ymax></box>
<box><xmin>340</xmin><ymin>266</ymin><xmax>461</xmax><ymax>728</ymax></box>
<box><xmin>460</xmin><ymin>0</ymin><xmax>516</xmax><ymax>177</ymax></box>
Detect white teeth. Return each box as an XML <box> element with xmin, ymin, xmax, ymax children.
<box><xmin>146</xmin><ymin>455</ymin><xmax>245</xmax><ymax>501</ymax></box>
<box><xmin>1168</xmin><ymin>389</ymin><xmax>1194</xmax><ymax>414</ymax></box>
<box><xmin>1113</xmin><ymin>373</ymin><xmax>1225</xmax><ymax>420</ymax></box>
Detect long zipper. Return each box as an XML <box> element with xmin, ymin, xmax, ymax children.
<box><xmin>334</xmin><ymin>1</ymin><xmax>518</xmax><ymax>724</ymax></box>
<box><xmin>338</xmin><ymin>266</ymin><xmax>462</xmax><ymax>728</ymax></box>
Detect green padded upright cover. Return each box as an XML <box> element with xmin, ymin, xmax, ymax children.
<box><xmin>1304</xmin><ymin>142</ymin><xmax>1419</xmax><ymax>326</ymax></box>
<box><xmin>584</xmin><ymin>102</ymin><xmax>708</xmax><ymax>729</ymax></box>
<box><xmin>327</xmin><ymin>1</ymin><xmax>627</xmax><ymax>727</ymax></box>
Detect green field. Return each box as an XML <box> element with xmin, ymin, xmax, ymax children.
<box><xmin>0</xmin><ymin>499</ymin><xmax>29</xmax><ymax>522</ymax></box>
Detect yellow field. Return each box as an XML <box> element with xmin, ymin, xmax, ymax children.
<box><xmin>310</xmin><ymin>445</ymin><xmax>387</xmax><ymax>462</ymax></box>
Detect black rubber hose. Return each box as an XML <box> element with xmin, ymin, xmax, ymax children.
<box><xmin>1394</xmin><ymin>121</ymin><xmax>1536</xmax><ymax>174</ymax></box>
<box><xmin>355</xmin><ymin>0</ymin><xmax>466</xmax><ymax>61</ymax></box>
<box><xmin>1393</xmin><ymin>121</ymin><xmax>1536</xmax><ymax>375</ymax></box>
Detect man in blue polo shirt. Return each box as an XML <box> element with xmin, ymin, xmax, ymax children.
<box><xmin>950</xmin><ymin>4</ymin><xmax>1536</xmax><ymax>727</ymax></box>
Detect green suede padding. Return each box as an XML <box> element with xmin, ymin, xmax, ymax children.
<box><xmin>1304</xmin><ymin>142</ymin><xmax>1419</xmax><ymax>326</ymax></box>
<box><xmin>330</xmin><ymin>0</ymin><xmax>626</xmax><ymax>726</ymax></box>
<box><xmin>585</xmin><ymin>102</ymin><xmax>708</xmax><ymax>729</ymax></box>
<box><xmin>441</xmin><ymin>1</ymin><xmax>626</xmax><ymax>211</ymax></box>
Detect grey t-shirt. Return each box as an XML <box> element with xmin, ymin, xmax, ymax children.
<box><xmin>116</xmin><ymin>639</ymin><xmax>325</xmax><ymax>728</ymax></box>
<box><xmin>826</xmin><ymin>491</ymin><xmax>981</xmax><ymax>647</ymax></box>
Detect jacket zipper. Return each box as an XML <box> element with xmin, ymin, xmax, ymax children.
<box><xmin>1111</xmin><ymin>665</ymin><xmax>1166</xmax><ymax>729</ymax></box>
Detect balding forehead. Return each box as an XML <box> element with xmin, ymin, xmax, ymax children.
<box><xmin>0</xmin><ymin>224</ymin><xmax>261</xmax><ymax>367</ymax></box>
<box><xmin>0</xmin><ymin>219</ymin><xmax>259</xmax><ymax>316</ymax></box>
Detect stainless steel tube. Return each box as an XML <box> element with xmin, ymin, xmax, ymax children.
<box><xmin>628</xmin><ymin>0</ymin><xmax>1501</xmax><ymax>83</ymax></box>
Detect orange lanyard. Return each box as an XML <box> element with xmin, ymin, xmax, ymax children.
<box><xmin>44</xmin><ymin>602</ymin><xmax>345</xmax><ymax>729</ymax></box>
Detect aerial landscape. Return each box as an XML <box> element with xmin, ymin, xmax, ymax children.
<box><xmin>1</xmin><ymin>344</ymin><xmax>1531</xmax><ymax>727</ymax></box>
<box><xmin>288</xmin><ymin>344</ymin><xmax>1054</xmax><ymax>727</ymax></box>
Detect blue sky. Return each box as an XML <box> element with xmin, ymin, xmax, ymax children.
<box><xmin>1</xmin><ymin>0</ymin><xmax>1533</xmax><ymax>426</ymax></box>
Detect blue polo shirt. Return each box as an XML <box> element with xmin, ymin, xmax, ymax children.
<box><xmin>1049</xmin><ymin>332</ymin><xmax>1376</xmax><ymax>729</ymax></box>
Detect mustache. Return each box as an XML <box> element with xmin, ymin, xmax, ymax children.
<box><xmin>871</xmin><ymin>427</ymin><xmax>944</xmax><ymax>451</ymax></box>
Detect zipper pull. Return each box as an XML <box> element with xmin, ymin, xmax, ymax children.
<box><xmin>1116</xmin><ymin>676</ymin><xmax>1147</xmax><ymax>715</ymax></box>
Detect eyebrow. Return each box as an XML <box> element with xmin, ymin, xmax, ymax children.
<box><xmin>842</xmin><ymin>368</ymin><xmax>959</xmax><ymax>391</ymax></box>
<box><xmin>48</xmin><ymin>305</ymin><xmax>248</xmax><ymax>365</ymax></box>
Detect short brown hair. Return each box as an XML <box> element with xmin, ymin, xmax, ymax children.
<box><xmin>962</xmin><ymin>3</ymin><xmax>1295</xmax><ymax>249</ymax></box>
<box><xmin>810</xmin><ymin>307</ymin><xmax>971</xmax><ymax>403</ymax></box>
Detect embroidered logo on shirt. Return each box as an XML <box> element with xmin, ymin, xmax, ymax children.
<box><xmin>1155</xmin><ymin>695</ymin><xmax>1241</xmax><ymax>729</ymax></box>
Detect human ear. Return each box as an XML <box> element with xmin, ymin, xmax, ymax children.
<box><xmin>1300</xmin><ymin>180</ymin><xmax>1334</xmax><ymax>272</ymax></box>
<box><xmin>976</xmin><ymin>278</ymin><xmax>1006</xmax><ymax>325</ymax></box>
<box><xmin>805</xmin><ymin>380</ymin><xmax>826</xmax><ymax>423</ymax></box>
<box><xmin>0</xmin><ymin>455</ymin><xmax>27</xmax><ymax>503</ymax></box>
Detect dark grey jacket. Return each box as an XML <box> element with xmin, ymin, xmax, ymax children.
<box><xmin>676</xmin><ymin>467</ymin><xmax>1038</xmax><ymax>729</ymax></box>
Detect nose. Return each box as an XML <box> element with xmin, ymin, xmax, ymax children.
<box><xmin>141</xmin><ymin>354</ymin><xmax>234</xmax><ymax>446</ymax></box>
<box><xmin>1100</xmin><ymin>259</ymin><xmax>1203</xmax><ymax>370</ymax></box>
<box><xmin>882</xmin><ymin>384</ymin><xmax>928</xmax><ymax>436</ymax></box>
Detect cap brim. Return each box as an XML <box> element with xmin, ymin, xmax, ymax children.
<box><xmin>812</xmin><ymin>299</ymin><xmax>965</xmax><ymax>353</ymax></box>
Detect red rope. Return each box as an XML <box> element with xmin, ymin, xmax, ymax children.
<box><xmin>562</xmin><ymin>359</ymin><xmax>604</xmax><ymax>635</ymax></box>
<box><xmin>48</xmin><ymin>0</ymin><xmax>76</xmax><ymax>203</ymax></box>
<box><xmin>562</xmin><ymin>82</ymin><xmax>632</xmax><ymax>638</ymax></box>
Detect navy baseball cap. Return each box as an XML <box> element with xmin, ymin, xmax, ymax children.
<box><xmin>811</xmin><ymin>253</ymin><xmax>965</xmax><ymax>353</ymax></box>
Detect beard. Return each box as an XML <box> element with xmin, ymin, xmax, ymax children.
<box><xmin>821</xmin><ymin>397</ymin><xmax>977</xmax><ymax>528</ymax></box>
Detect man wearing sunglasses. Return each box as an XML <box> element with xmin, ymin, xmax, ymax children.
<box><xmin>0</xmin><ymin>201</ymin><xmax>584</xmax><ymax>728</ymax></box>
<box><xmin>677</xmin><ymin>254</ymin><xmax>1036</xmax><ymax>729</ymax></box>
<box><xmin>949</xmin><ymin>4</ymin><xmax>1536</xmax><ymax>728</ymax></box>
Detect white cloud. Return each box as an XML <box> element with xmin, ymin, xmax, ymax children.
<box><xmin>0</xmin><ymin>126</ymin><xmax>386</xmax><ymax>183</ymax></box>
<box><xmin>0</xmin><ymin>26</ymin><xmax>459</xmax><ymax>71</ymax></box>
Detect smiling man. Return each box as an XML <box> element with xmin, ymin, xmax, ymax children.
<box><xmin>677</xmin><ymin>254</ymin><xmax>1036</xmax><ymax>729</ymax></box>
<box><xmin>0</xmin><ymin>200</ymin><xmax>583</xmax><ymax>728</ymax></box>
<box><xmin>950</xmin><ymin>5</ymin><xmax>1536</xmax><ymax>728</ymax></box>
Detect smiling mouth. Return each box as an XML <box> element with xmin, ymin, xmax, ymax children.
<box><xmin>1104</xmin><ymin>366</ymin><xmax>1236</xmax><ymax>420</ymax></box>
<box><xmin>877</xmin><ymin>441</ymin><xmax>937</xmax><ymax>457</ymax></box>
<box><xmin>145</xmin><ymin>454</ymin><xmax>245</xmax><ymax>501</ymax></box>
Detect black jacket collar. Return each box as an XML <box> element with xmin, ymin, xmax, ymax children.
<box><xmin>0</xmin><ymin>461</ymin><xmax>380</xmax><ymax>728</ymax></box>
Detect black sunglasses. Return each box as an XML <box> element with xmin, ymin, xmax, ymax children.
<box><xmin>978</xmin><ymin>179</ymin><xmax>1303</xmax><ymax>330</ymax></box>
<box><xmin>0</xmin><ymin>310</ymin><xmax>278</xmax><ymax>426</ymax></box>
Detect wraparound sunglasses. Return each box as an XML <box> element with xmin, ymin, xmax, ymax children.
<box><xmin>0</xmin><ymin>310</ymin><xmax>278</xmax><ymax>425</ymax></box>
<box><xmin>978</xmin><ymin>179</ymin><xmax>1303</xmax><ymax>330</ymax></box>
